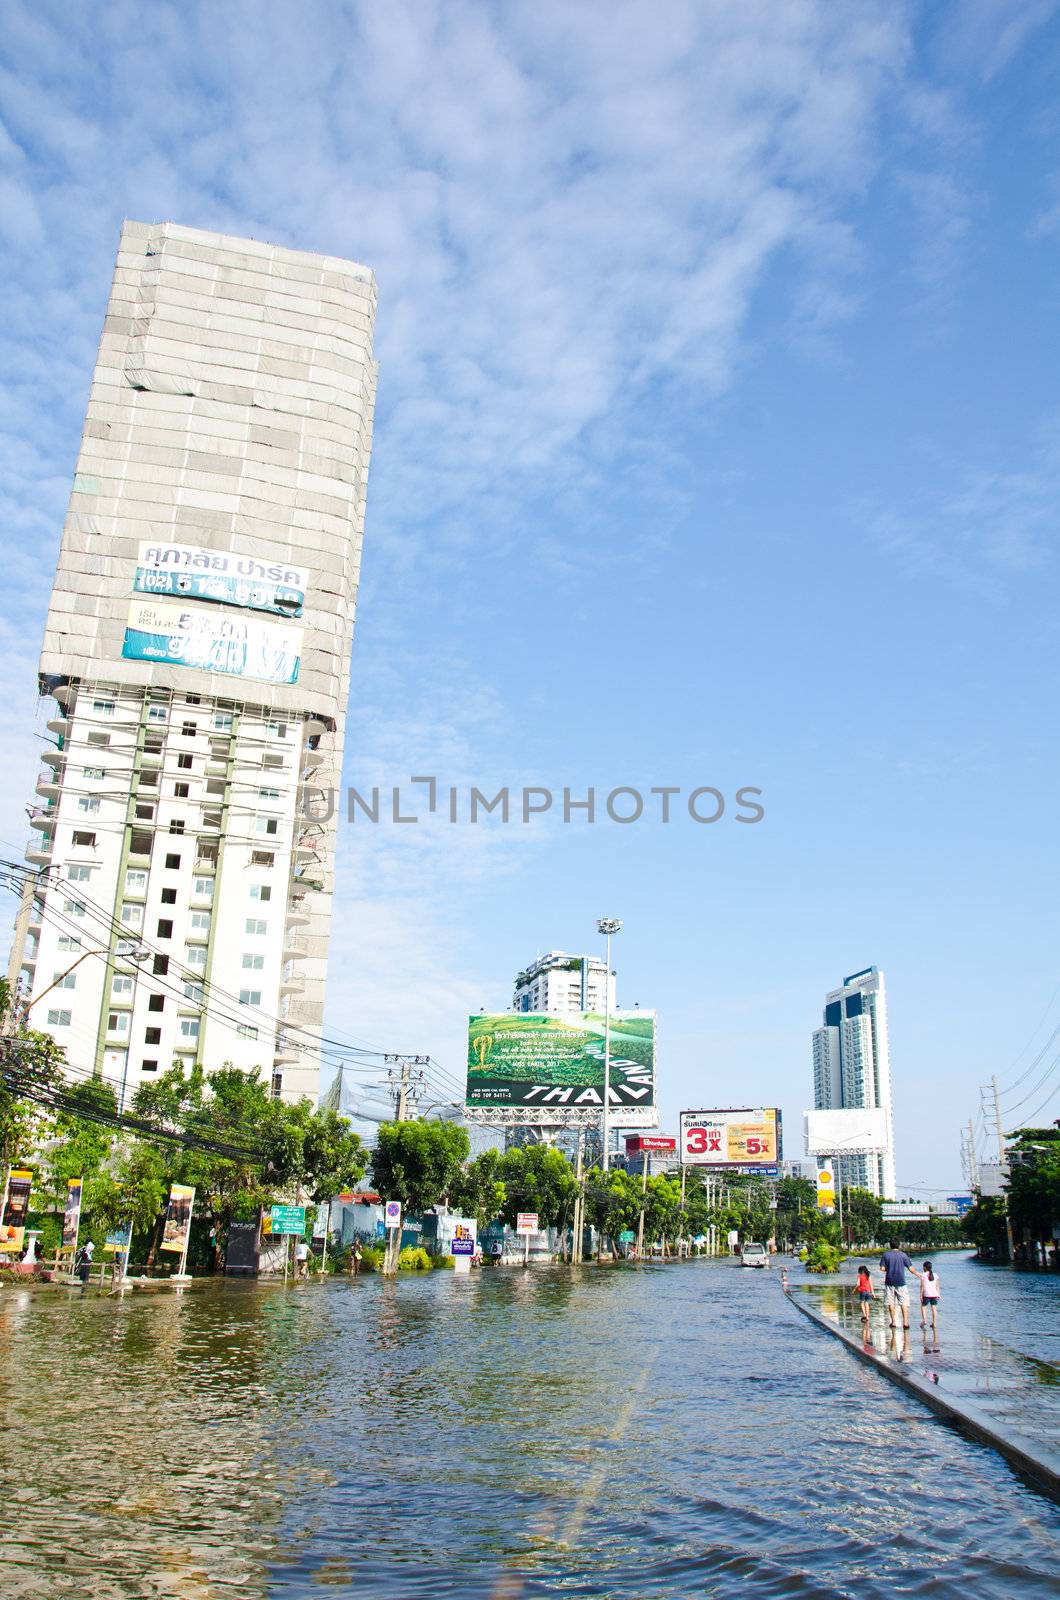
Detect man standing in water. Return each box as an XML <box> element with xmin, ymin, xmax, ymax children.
<box><xmin>878</xmin><ymin>1240</ymin><xmax>921</xmax><ymax>1331</ymax></box>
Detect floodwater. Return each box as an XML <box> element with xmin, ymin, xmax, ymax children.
<box><xmin>0</xmin><ymin>1254</ymin><xmax>1056</xmax><ymax>1599</ymax></box>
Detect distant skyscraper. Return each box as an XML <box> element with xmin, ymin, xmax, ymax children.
<box><xmin>11</xmin><ymin>221</ymin><xmax>377</xmax><ymax>1107</ymax></box>
<box><xmin>512</xmin><ymin>951</ymin><xmax>615</xmax><ymax>1014</ymax></box>
<box><xmin>812</xmin><ymin>966</ymin><xmax>896</xmax><ymax>1198</ymax></box>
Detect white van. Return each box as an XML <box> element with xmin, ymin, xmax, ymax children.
<box><xmin>740</xmin><ymin>1241</ymin><xmax>769</xmax><ymax>1268</ymax></box>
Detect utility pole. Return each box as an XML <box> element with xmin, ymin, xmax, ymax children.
<box><xmin>572</xmin><ymin>1126</ymin><xmax>585</xmax><ymax>1264</ymax></box>
<box><xmin>596</xmin><ymin>918</ymin><xmax>621</xmax><ymax>1171</ymax></box>
<box><xmin>383</xmin><ymin>1056</ymin><xmax>427</xmax><ymax>1274</ymax></box>
<box><xmin>990</xmin><ymin>1075</ymin><xmax>1016</xmax><ymax>1262</ymax></box>
<box><xmin>967</xmin><ymin>1118</ymin><xmax>979</xmax><ymax>1190</ymax></box>
<box><xmin>636</xmin><ymin>1148</ymin><xmax>649</xmax><ymax>1258</ymax></box>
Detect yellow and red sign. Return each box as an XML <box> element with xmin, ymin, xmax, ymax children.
<box><xmin>816</xmin><ymin>1162</ymin><xmax>836</xmax><ymax>1211</ymax></box>
<box><xmin>0</xmin><ymin>1168</ymin><xmax>32</xmax><ymax>1253</ymax></box>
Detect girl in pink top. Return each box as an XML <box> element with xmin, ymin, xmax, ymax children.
<box><xmin>920</xmin><ymin>1260</ymin><xmax>940</xmax><ymax>1336</ymax></box>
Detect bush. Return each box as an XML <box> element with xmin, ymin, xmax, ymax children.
<box><xmin>398</xmin><ymin>1246</ymin><xmax>431</xmax><ymax>1271</ymax></box>
<box><xmin>806</xmin><ymin>1242</ymin><xmax>844</xmax><ymax>1273</ymax></box>
<box><xmin>431</xmin><ymin>1254</ymin><xmax>456</xmax><ymax>1269</ymax></box>
<box><xmin>359</xmin><ymin>1246</ymin><xmax>385</xmax><ymax>1271</ymax></box>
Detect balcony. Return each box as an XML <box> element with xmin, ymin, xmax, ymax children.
<box><xmin>46</xmin><ymin>714</ymin><xmax>69</xmax><ymax>737</ymax></box>
<box><xmin>285</xmin><ymin>900</ymin><xmax>310</xmax><ymax>926</ymax></box>
<box><xmin>280</xmin><ymin>967</ymin><xmax>305</xmax><ymax>996</ymax></box>
<box><xmin>29</xmin><ymin>806</ymin><xmax>55</xmax><ymax>831</ymax></box>
<box><xmin>301</xmin><ymin>747</ymin><xmax>326</xmax><ymax>771</ymax></box>
<box><xmin>274</xmin><ymin>1032</ymin><xmax>300</xmax><ymax>1064</ymax></box>
<box><xmin>36</xmin><ymin>774</ymin><xmax>60</xmax><ymax>802</ymax></box>
<box><xmin>282</xmin><ymin>933</ymin><xmax>308</xmax><ymax>960</ymax></box>
<box><xmin>40</xmin><ymin>747</ymin><xmax>65</xmax><ymax>770</ymax></box>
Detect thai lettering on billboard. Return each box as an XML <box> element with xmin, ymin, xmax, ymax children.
<box><xmin>122</xmin><ymin>600</ymin><xmax>302</xmax><ymax>685</ymax></box>
<box><xmin>466</xmin><ymin>1012</ymin><xmax>657</xmax><ymax>1126</ymax></box>
<box><xmin>134</xmin><ymin>542</ymin><xmax>308</xmax><ymax>618</ymax></box>
<box><xmin>61</xmin><ymin>1177</ymin><xmax>83</xmax><ymax>1253</ymax></box>
<box><xmin>679</xmin><ymin>1109</ymin><xmax>781</xmax><ymax>1171</ymax></box>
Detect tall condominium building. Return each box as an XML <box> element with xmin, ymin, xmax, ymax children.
<box><xmin>512</xmin><ymin>951</ymin><xmax>615</xmax><ymax>1014</ymax></box>
<box><xmin>12</xmin><ymin>221</ymin><xmax>377</xmax><ymax>1107</ymax></box>
<box><xmin>811</xmin><ymin>966</ymin><xmax>896</xmax><ymax>1198</ymax></box>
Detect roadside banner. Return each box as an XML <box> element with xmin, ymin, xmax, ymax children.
<box><xmin>104</xmin><ymin>1225</ymin><xmax>132</xmax><ymax>1254</ymax></box>
<box><xmin>62</xmin><ymin>1177</ymin><xmax>84</xmax><ymax>1253</ymax></box>
<box><xmin>816</xmin><ymin>1162</ymin><xmax>836</xmax><ymax>1212</ymax></box>
<box><xmin>0</xmin><ymin>1168</ymin><xmax>32</xmax><ymax>1253</ymax></box>
<box><xmin>161</xmin><ymin>1183</ymin><xmax>196</xmax><ymax>1254</ymax></box>
<box><xmin>515</xmin><ymin>1212</ymin><xmax>538</xmax><ymax>1235</ymax></box>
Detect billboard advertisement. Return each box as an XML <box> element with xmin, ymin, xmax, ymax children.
<box><xmin>804</xmin><ymin>1108</ymin><xmax>888</xmax><ymax>1156</ymax></box>
<box><xmin>816</xmin><ymin>1161</ymin><xmax>836</xmax><ymax>1211</ymax></box>
<box><xmin>466</xmin><ymin>1011</ymin><xmax>656</xmax><ymax>1125</ymax></box>
<box><xmin>679</xmin><ymin>1109</ymin><xmax>781</xmax><ymax>1170</ymax></box>
<box><xmin>160</xmin><ymin>1183</ymin><xmax>196</xmax><ymax>1254</ymax></box>
<box><xmin>122</xmin><ymin>599</ymin><xmax>302</xmax><ymax>685</ymax></box>
<box><xmin>0</xmin><ymin>1168</ymin><xmax>32</xmax><ymax>1253</ymax></box>
<box><xmin>134</xmin><ymin>542</ymin><xmax>308</xmax><ymax>618</ymax></box>
<box><xmin>625</xmin><ymin>1135</ymin><xmax>677</xmax><ymax>1155</ymax></box>
<box><xmin>61</xmin><ymin>1177</ymin><xmax>83</xmax><ymax>1253</ymax></box>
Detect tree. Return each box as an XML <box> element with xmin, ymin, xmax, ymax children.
<box><xmin>1007</xmin><ymin>1128</ymin><xmax>1060</xmax><ymax>1259</ymax></box>
<box><xmin>370</xmin><ymin>1120</ymin><xmax>471</xmax><ymax>1215</ymax></box>
<box><xmin>498</xmin><ymin>1144</ymin><xmax>576</xmax><ymax>1231</ymax></box>
<box><xmin>0</xmin><ymin>994</ymin><xmax>66</xmax><ymax>1169</ymax></box>
<box><xmin>449</xmin><ymin>1149</ymin><xmax>506</xmax><ymax>1229</ymax></box>
<box><xmin>844</xmin><ymin>1187</ymin><xmax>883</xmax><ymax>1245</ymax></box>
<box><xmin>582</xmin><ymin>1166</ymin><xmax>639</xmax><ymax>1252</ymax></box>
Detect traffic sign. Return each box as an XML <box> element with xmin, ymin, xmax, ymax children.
<box><xmin>515</xmin><ymin>1212</ymin><xmax>538</xmax><ymax>1235</ymax></box>
<box><xmin>270</xmin><ymin>1204</ymin><xmax>306</xmax><ymax>1235</ymax></box>
<box><xmin>618</xmin><ymin>1230</ymin><xmax>635</xmax><ymax>1244</ymax></box>
<box><xmin>452</xmin><ymin>1237</ymin><xmax>474</xmax><ymax>1255</ymax></box>
<box><xmin>384</xmin><ymin>1200</ymin><xmax>402</xmax><ymax>1231</ymax></box>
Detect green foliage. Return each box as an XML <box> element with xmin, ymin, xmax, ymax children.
<box><xmin>370</xmin><ymin>1119</ymin><xmax>471</xmax><ymax>1215</ymax></box>
<box><xmin>0</xmin><ymin>1009</ymin><xmax>66</xmax><ymax>1168</ymax></box>
<box><xmin>359</xmin><ymin>1246</ymin><xmax>385</xmax><ymax>1271</ymax></box>
<box><xmin>583</xmin><ymin>1166</ymin><xmax>640</xmax><ymax>1244</ymax></box>
<box><xmin>449</xmin><ymin>1148</ymin><xmax>506</xmax><ymax>1228</ymax></box>
<box><xmin>843</xmin><ymin>1187</ymin><xmax>883</xmax><ymax>1244</ymax></box>
<box><xmin>398</xmin><ymin>1245</ymin><xmax>432</xmax><ymax>1271</ymax></box>
<box><xmin>1007</xmin><ymin>1128</ymin><xmax>1060</xmax><ymax>1245</ymax></box>
<box><xmin>806</xmin><ymin>1241</ymin><xmax>844</xmax><ymax>1273</ymax></box>
<box><xmin>431</xmin><ymin>1254</ymin><xmax>456</xmax><ymax>1269</ymax></box>
<box><xmin>498</xmin><ymin>1144</ymin><xmax>576</xmax><ymax>1230</ymax></box>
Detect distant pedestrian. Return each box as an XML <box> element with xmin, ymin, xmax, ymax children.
<box><xmin>74</xmin><ymin>1240</ymin><xmax>94</xmax><ymax>1284</ymax></box>
<box><xmin>294</xmin><ymin>1238</ymin><xmax>309</xmax><ymax>1279</ymax></box>
<box><xmin>856</xmin><ymin>1263</ymin><xmax>876</xmax><ymax>1332</ymax></box>
<box><xmin>919</xmin><ymin>1260</ymin><xmax>941</xmax><ymax>1337</ymax></box>
<box><xmin>878</xmin><ymin>1240</ymin><xmax>921</xmax><ymax>1330</ymax></box>
<box><xmin>349</xmin><ymin>1244</ymin><xmax>362</xmax><ymax>1276</ymax></box>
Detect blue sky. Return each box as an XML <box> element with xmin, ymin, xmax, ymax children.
<box><xmin>2</xmin><ymin>1</ymin><xmax>1059</xmax><ymax>1191</ymax></box>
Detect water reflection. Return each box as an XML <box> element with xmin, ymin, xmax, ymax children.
<box><xmin>0</xmin><ymin>1260</ymin><xmax>1056</xmax><ymax>1598</ymax></box>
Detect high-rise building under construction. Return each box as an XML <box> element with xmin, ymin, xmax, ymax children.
<box><xmin>10</xmin><ymin>221</ymin><xmax>377</xmax><ymax>1106</ymax></box>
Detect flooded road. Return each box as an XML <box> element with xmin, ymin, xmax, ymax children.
<box><xmin>0</xmin><ymin>1255</ymin><xmax>1056</xmax><ymax>1599</ymax></box>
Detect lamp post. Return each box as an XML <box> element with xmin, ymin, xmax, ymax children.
<box><xmin>596</xmin><ymin>918</ymin><xmax>622</xmax><ymax>1171</ymax></box>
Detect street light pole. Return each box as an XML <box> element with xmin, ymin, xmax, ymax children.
<box><xmin>596</xmin><ymin>918</ymin><xmax>621</xmax><ymax>1172</ymax></box>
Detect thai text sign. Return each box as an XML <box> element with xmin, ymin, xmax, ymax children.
<box><xmin>62</xmin><ymin>1178</ymin><xmax>83</xmax><ymax>1252</ymax></box>
<box><xmin>625</xmin><ymin>1135</ymin><xmax>677</xmax><ymax>1154</ymax></box>
<box><xmin>123</xmin><ymin>599</ymin><xmax>302</xmax><ymax>685</ymax></box>
<box><xmin>0</xmin><ymin>1168</ymin><xmax>32</xmax><ymax>1253</ymax></box>
<box><xmin>680</xmin><ymin>1109</ymin><xmax>781</xmax><ymax>1170</ymax></box>
<box><xmin>134</xmin><ymin>542</ymin><xmax>308</xmax><ymax>618</ymax></box>
<box><xmin>161</xmin><ymin>1183</ymin><xmax>195</xmax><ymax>1254</ymax></box>
<box><xmin>515</xmin><ymin>1213</ymin><xmax>538</xmax><ymax>1235</ymax></box>
<box><xmin>270</xmin><ymin>1205</ymin><xmax>306</xmax><ymax>1235</ymax></box>
<box><xmin>466</xmin><ymin>1012</ymin><xmax>656</xmax><ymax>1125</ymax></box>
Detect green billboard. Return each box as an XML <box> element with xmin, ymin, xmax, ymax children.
<box><xmin>466</xmin><ymin>1011</ymin><xmax>656</xmax><ymax>1124</ymax></box>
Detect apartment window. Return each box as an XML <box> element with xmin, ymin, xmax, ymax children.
<box><xmin>112</xmin><ymin>975</ymin><xmax>134</xmax><ymax>997</ymax></box>
<box><xmin>185</xmin><ymin>946</ymin><xmax>207</xmax><ymax>968</ymax></box>
<box><xmin>72</xmin><ymin>831</ymin><xmax>96</xmax><ymax>847</ymax></box>
<box><xmin>120</xmin><ymin>904</ymin><xmax>143</xmax><ymax>929</ymax></box>
<box><xmin>242</xmin><ymin>954</ymin><xmax>264</xmax><ymax>971</ymax></box>
<box><xmin>239</xmin><ymin>990</ymin><xmax>261</xmax><ymax>1007</ymax></box>
<box><xmin>180</xmin><ymin>1018</ymin><xmax>200</xmax><ymax>1040</ymax></box>
<box><xmin>262</xmin><ymin>754</ymin><xmax>284</xmax><ymax>771</ymax></box>
<box><xmin>140</xmin><ymin>770</ymin><xmax>159</xmax><ymax>788</ymax></box>
<box><xmin>157</xmin><ymin>919</ymin><xmax>173</xmax><ymax>939</ymax></box>
<box><xmin>181</xmin><ymin>721</ymin><xmax>197</xmax><ymax>738</ymax></box>
<box><xmin>144</xmin><ymin>735</ymin><xmax>163</xmax><ymax>755</ymax></box>
<box><xmin>161</xmin><ymin>888</ymin><xmax>177</xmax><ymax>905</ymax></box>
<box><xmin>189</xmin><ymin>912</ymin><xmax>211</xmax><ymax>934</ymax></box>
<box><xmin>147</xmin><ymin>705</ymin><xmax>167</xmax><ymax>722</ymax></box>
<box><xmin>237</xmin><ymin>1024</ymin><xmax>259</xmax><ymax>1041</ymax></box>
<box><xmin>87</xmin><ymin>731</ymin><xmax>110</xmax><ymax>749</ymax></box>
<box><xmin>186</xmin><ymin>694</ymin><xmax>201</xmax><ymax>705</ymax></box>
<box><xmin>193</xmin><ymin>876</ymin><xmax>213</xmax><ymax>900</ymax></box>
<box><xmin>245</xmin><ymin>918</ymin><xmax>267</xmax><ymax>936</ymax></box>
<box><xmin>165</xmin><ymin>852</ymin><xmax>181</xmax><ymax>869</ymax></box>
<box><xmin>267</xmin><ymin>721</ymin><xmax>288</xmax><ymax>739</ymax></box>
<box><xmin>177</xmin><ymin>753</ymin><xmax>193</xmax><ymax>770</ymax></box>
<box><xmin>213</xmin><ymin>712</ymin><xmax>233</xmax><ymax>731</ymax></box>
<box><xmin>135</xmin><ymin>804</ymin><xmax>155</xmax><ymax>821</ymax></box>
<box><xmin>251</xmin><ymin>851</ymin><xmax>274</xmax><ymax>867</ymax></box>
<box><xmin>144</xmin><ymin>1027</ymin><xmax>162</xmax><ymax>1045</ymax></box>
<box><xmin>153</xmin><ymin>954</ymin><xmax>169</xmax><ymax>976</ymax></box>
<box><xmin>52</xmin><ymin>971</ymin><xmax>77</xmax><ymax>990</ymax></box>
<box><xmin>142</xmin><ymin>1059</ymin><xmax>159</xmax><ymax>1073</ymax></box>
<box><xmin>108</xmin><ymin>1012</ymin><xmax>130</xmax><ymax>1035</ymax></box>
<box><xmin>66</xmin><ymin>865</ymin><xmax>93</xmax><ymax>882</ymax></box>
<box><xmin>169</xmin><ymin>820</ymin><xmax>185</xmax><ymax>835</ymax></box>
<box><xmin>148</xmin><ymin>994</ymin><xmax>165</xmax><ymax>1013</ymax></box>
<box><xmin>197</xmin><ymin>845</ymin><xmax>218</xmax><ymax>868</ymax></box>
<box><xmin>58</xmin><ymin>935</ymin><xmax>82</xmax><ymax>952</ymax></box>
<box><xmin>47</xmin><ymin>1009</ymin><xmax>72</xmax><ymax>1027</ymax></box>
<box><xmin>255</xmin><ymin>817</ymin><xmax>278</xmax><ymax>836</ymax></box>
<box><xmin>174</xmin><ymin>783</ymin><xmax>190</xmax><ymax>799</ymax></box>
<box><xmin>131</xmin><ymin>831</ymin><xmax>152</xmax><ymax>857</ymax></box>
<box><xmin>77</xmin><ymin>796</ymin><xmax>100</xmax><ymax>814</ymax></box>
<box><xmin>258</xmin><ymin>788</ymin><xmax>280</xmax><ymax>801</ymax></box>
<box><xmin>249</xmin><ymin>884</ymin><xmax>272</xmax><ymax>902</ymax></box>
<box><xmin>63</xmin><ymin>899</ymin><xmax>86</xmax><ymax>917</ymax></box>
<box><xmin>271</xmin><ymin>1072</ymin><xmax>283</xmax><ymax>1099</ymax></box>
<box><xmin>206</xmin><ymin>779</ymin><xmax>226</xmax><ymax>796</ymax></box>
<box><xmin>125</xmin><ymin>869</ymin><xmax>147</xmax><ymax>893</ymax></box>
<box><xmin>203</xmin><ymin>810</ymin><xmax>222</xmax><ymax>830</ymax></box>
<box><xmin>183</xmin><ymin>981</ymin><xmax>204</xmax><ymax>1004</ymax></box>
<box><xmin>92</xmin><ymin>699</ymin><xmax>115</xmax><ymax>716</ymax></box>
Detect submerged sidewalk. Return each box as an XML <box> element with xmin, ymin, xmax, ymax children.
<box><xmin>788</xmin><ymin>1279</ymin><xmax>1060</xmax><ymax>1500</ymax></box>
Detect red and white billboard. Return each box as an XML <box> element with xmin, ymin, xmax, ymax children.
<box><xmin>624</xmin><ymin>1135</ymin><xmax>677</xmax><ymax>1154</ymax></box>
<box><xmin>679</xmin><ymin>1109</ymin><xmax>781</xmax><ymax>1169</ymax></box>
